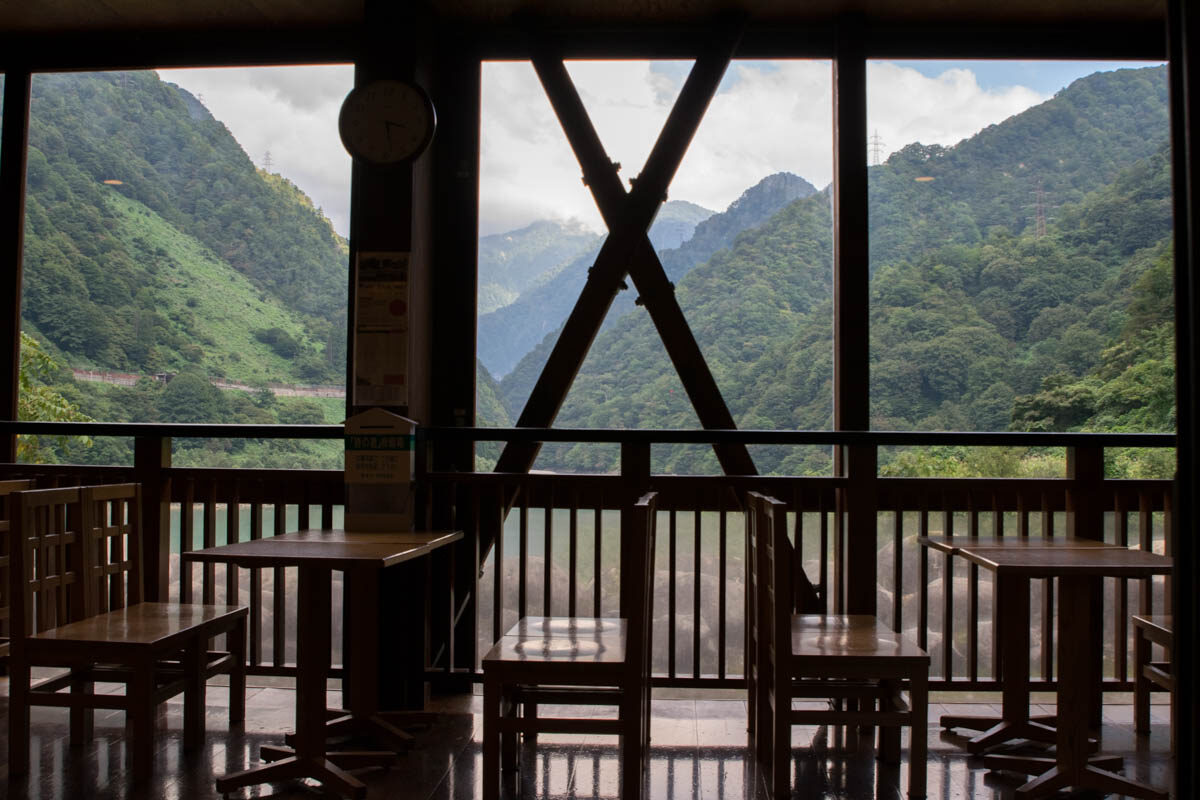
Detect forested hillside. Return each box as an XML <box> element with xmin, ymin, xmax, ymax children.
<box><xmin>506</xmin><ymin>66</ymin><xmax>1174</xmax><ymax>476</ymax></box>
<box><xmin>497</xmin><ymin>172</ymin><xmax>819</xmax><ymax>414</ymax></box>
<box><xmin>478</xmin><ymin>219</ymin><xmax>600</xmax><ymax>314</ymax></box>
<box><xmin>477</xmin><ymin>199</ymin><xmax>715</xmax><ymax>377</ymax></box>
<box><xmin>15</xmin><ymin>70</ymin><xmax>349</xmax><ymax>467</ymax></box>
<box><xmin>19</xmin><ymin>71</ymin><xmax>347</xmax><ymax>386</ymax></box>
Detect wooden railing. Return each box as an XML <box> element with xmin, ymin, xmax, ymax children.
<box><xmin>0</xmin><ymin>422</ymin><xmax>1176</xmax><ymax>695</ymax></box>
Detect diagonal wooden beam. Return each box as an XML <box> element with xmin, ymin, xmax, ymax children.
<box><xmin>495</xmin><ymin>18</ymin><xmax>754</xmax><ymax>478</ymax></box>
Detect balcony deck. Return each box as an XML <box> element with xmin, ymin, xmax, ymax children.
<box><xmin>0</xmin><ymin>680</ymin><xmax>1173</xmax><ymax>799</ymax></box>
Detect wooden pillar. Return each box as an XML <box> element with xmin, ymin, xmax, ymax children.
<box><xmin>348</xmin><ymin>0</ymin><xmax>441</xmax><ymax>709</ymax></box>
<box><xmin>1168</xmin><ymin>0</ymin><xmax>1200</xmax><ymax>793</ymax></box>
<box><xmin>430</xmin><ymin>45</ymin><xmax>481</xmax><ymax>684</ymax></box>
<box><xmin>832</xmin><ymin>20</ymin><xmax>874</xmax><ymax>614</ymax></box>
<box><xmin>0</xmin><ymin>70</ymin><xmax>30</xmax><ymax>462</ymax></box>
<box><xmin>832</xmin><ymin>20</ymin><xmax>869</xmax><ymax>433</ymax></box>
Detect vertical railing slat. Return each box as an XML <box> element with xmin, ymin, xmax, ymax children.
<box><xmin>568</xmin><ymin>488</ymin><xmax>578</xmax><ymax>618</ymax></box>
<box><xmin>891</xmin><ymin>504</ymin><xmax>902</xmax><ymax>634</ymax></box>
<box><xmin>1115</xmin><ymin>492</ymin><xmax>1129</xmax><ymax>682</ymax></box>
<box><xmin>941</xmin><ymin>502</ymin><xmax>954</xmax><ymax>681</ymax></box>
<box><xmin>544</xmin><ymin>484</ymin><xmax>553</xmax><ymax>617</ymax></box>
<box><xmin>693</xmin><ymin>496</ymin><xmax>702</xmax><ymax>679</ymax></box>
<box><xmin>180</xmin><ymin>478</ymin><xmax>195</xmax><ymax>604</ymax></box>
<box><xmin>202</xmin><ymin>483</ymin><xmax>217</xmax><ymax>605</ymax></box>
<box><xmin>967</xmin><ymin>497</ymin><xmax>979</xmax><ymax>683</ymax></box>
<box><xmin>592</xmin><ymin>502</ymin><xmax>602</xmax><ymax>616</ymax></box>
<box><xmin>668</xmin><ymin>507</ymin><xmax>677</xmax><ymax>680</ymax></box>
<box><xmin>518</xmin><ymin>493</ymin><xmax>528</xmax><ymax>618</ymax></box>
<box><xmin>717</xmin><ymin>489</ymin><xmax>727</xmax><ymax>680</ymax></box>
<box><xmin>273</xmin><ymin>501</ymin><xmax>286</xmax><ymax>667</ymax></box>
<box><xmin>249</xmin><ymin>499</ymin><xmax>263</xmax><ymax>667</ymax></box>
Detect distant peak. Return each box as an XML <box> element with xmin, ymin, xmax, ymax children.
<box><xmin>726</xmin><ymin>172</ymin><xmax>818</xmax><ymax>214</ymax></box>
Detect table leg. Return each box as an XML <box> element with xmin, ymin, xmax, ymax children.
<box><xmin>941</xmin><ymin>575</ymin><xmax>1056</xmax><ymax>752</ymax></box>
<box><xmin>215</xmin><ymin>564</ymin><xmax>370</xmax><ymax>800</ymax></box>
<box><xmin>991</xmin><ymin>575</ymin><xmax>1168</xmax><ymax>800</ymax></box>
<box><xmin>288</xmin><ymin>564</ymin><xmax>420</xmax><ymax>754</ymax></box>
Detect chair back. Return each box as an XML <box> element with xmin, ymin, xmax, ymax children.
<box><xmin>747</xmin><ymin>492</ymin><xmax>791</xmax><ymax>689</ymax></box>
<box><xmin>9</xmin><ymin>487</ymin><xmax>87</xmax><ymax>644</ymax></box>
<box><xmin>0</xmin><ymin>480</ymin><xmax>36</xmax><ymax>654</ymax></box>
<box><xmin>620</xmin><ymin>492</ymin><xmax>658</xmax><ymax>676</ymax></box>
<box><xmin>79</xmin><ymin>483</ymin><xmax>144</xmax><ymax>615</ymax></box>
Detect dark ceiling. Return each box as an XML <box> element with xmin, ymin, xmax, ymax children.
<box><xmin>0</xmin><ymin>0</ymin><xmax>1166</xmax><ymax>34</ymax></box>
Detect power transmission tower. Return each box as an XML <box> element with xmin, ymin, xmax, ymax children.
<box><xmin>869</xmin><ymin>129</ymin><xmax>886</xmax><ymax>166</ymax></box>
<box><xmin>1032</xmin><ymin>179</ymin><xmax>1047</xmax><ymax>238</ymax></box>
<box><xmin>263</xmin><ymin>150</ymin><xmax>273</xmax><ymax>172</ymax></box>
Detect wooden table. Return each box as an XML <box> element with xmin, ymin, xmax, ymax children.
<box><xmin>183</xmin><ymin>529</ymin><xmax>462</xmax><ymax>799</ymax></box>
<box><xmin>918</xmin><ymin>535</ymin><xmax>1119</xmax><ymax>753</ymax></box>
<box><xmin>957</xmin><ymin>544</ymin><xmax>1172</xmax><ymax>799</ymax></box>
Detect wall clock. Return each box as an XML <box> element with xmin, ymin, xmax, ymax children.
<box><xmin>338</xmin><ymin>79</ymin><xmax>437</xmax><ymax>164</ymax></box>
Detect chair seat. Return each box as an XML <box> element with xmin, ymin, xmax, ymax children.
<box><xmin>483</xmin><ymin>616</ymin><xmax>629</xmax><ymax>678</ymax></box>
<box><xmin>791</xmin><ymin>614</ymin><xmax>928</xmax><ymax>662</ymax></box>
<box><xmin>29</xmin><ymin>602</ymin><xmax>247</xmax><ymax>652</ymax></box>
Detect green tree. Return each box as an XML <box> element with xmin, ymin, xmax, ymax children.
<box><xmin>17</xmin><ymin>332</ymin><xmax>93</xmax><ymax>462</ymax></box>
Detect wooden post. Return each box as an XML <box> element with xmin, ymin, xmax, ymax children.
<box><xmin>429</xmin><ymin>44</ymin><xmax>482</xmax><ymax>689</ymax></box>
<box><xmin>1065</xmin><ymin>444</ymin><xmax>1106</xmax><ymax>725</ymax></box>
<box><xmin>841</xmin><ymin>443</ymin><xmax>877</xmax><ymax>615</ymax></box>
<box><xmin>1066</xmin><ymin>445</ymin><xmax>1105</xmax><ymax>541</ymax></box>
<box><xmin>134</xmin><ymin>435</ymin><xmax>172</xmax><ymax>602</ymax></box>
<box><xmin>0</xmin><ymin>70</ymin><xmax>30</xmax><ymax>463</ymax></box>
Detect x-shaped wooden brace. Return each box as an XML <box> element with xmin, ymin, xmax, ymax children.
<box><xmin>494</xmin><ymin>19</ymin><xmax>757</xmax><ymax>481</ymax></box>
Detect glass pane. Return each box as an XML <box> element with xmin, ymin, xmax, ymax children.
<box><xmin>19</xmin><ymin>67</ymin><xmax>351</xmax><ymax>466</ymax></box>
<box><xmin>867</xmin><ymin>60</ymin><xmax>1173</xmax><ymax>474</ymax></box>
<box><xmin>477</xmin><ymin>59</ymin><xmax>834</xmax><ymax>475</ymax></box>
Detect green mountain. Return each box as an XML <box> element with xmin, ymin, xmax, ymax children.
<box><xmin>19</xmin><ymin>70</ymin><xmax>347</xmax><ymax>385</ymax></box>
<box><xmin>15</xmin><ymin>70</ymin><xmax>349</xmax><ymax>467</ymax></box>
<box><xmin>506</xmin><ymin>65</ymin><xmax>1173</xmax><ymax>476</ymax></box>
<box><xmin>477</xmin><ymin>199</ymin><xmax>714</xmax><ymax>378</ymax></box>
<box><xmin>478</xmin><ymin>219</ymin><xmax>600</xmax><ymax>314</ymax></box>
<box><xmin>498</xmin><ymin>172</ymin><xmax>819</xmax><ymax>415</ymax></box>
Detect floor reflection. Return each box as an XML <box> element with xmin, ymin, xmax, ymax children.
<box><xmin>0</xmin><ymin>684</ymin><xmax>1174</xmax><ymax>799</ymax></box>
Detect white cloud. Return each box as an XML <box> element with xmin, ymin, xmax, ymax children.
<box><xmin>480</xmin><ymin>59</ymin><xmax>1049</xmax><ymax>236</ymax></box>
<box><xmin>866</xmin><ymin>62</ymin><xmax>1048</xmax><ymax>163</ymax></box>
<box><xmin>156</xmin><ymin>60</ymin><xmax>1052</xmax><ymax>240</ymax></box>
<box><xmin>157</xmin><ymin>65</ymin><xmax>354</xmax><ymax>237</ymax></box>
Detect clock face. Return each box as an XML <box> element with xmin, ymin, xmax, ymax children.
<box><xmin>338</xmin><ymin>79</ymin><xmax>436</xmax><ymax>164</ymax></box>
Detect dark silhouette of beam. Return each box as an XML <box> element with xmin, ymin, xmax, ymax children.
<box><xmin>494</xmin><ymin>15</ymin><xmax>755</xmax><ymax>479</ymax></box>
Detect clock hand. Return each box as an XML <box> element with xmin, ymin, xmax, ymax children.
<box><xmin>384</xmin><ymin>120</ymin><xmax>405</xmax><ymax>143</ymax></box>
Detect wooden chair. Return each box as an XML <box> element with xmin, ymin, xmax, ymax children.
<box><xmin>7</xmin><ymin>483</ymin><xmax>248</xmax><ymax>783</ymax></box>
<box><xmin>482</xmin><ymin>491</ymin><xmax>657</xmax><ymax>800</ymax></box>
<box><xmin>1133</xmin><ymin>613</ymin><xmax>1173</xmax><ymax>750</ymax></box>
<box><xmin>746</xmin><ymin>492</ymin><xmax>929</xmax><ymax>799</ymax></box>
<box><xmin>0</xmin><ymin>479</ymin><xmax>36</xmax><ymax>661</ymax></box>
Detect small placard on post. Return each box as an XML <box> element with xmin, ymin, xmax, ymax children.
<box><xmin>344</xmin><ymin>408</ymin><xmax>417</xmax><ymax>532</ymax></box>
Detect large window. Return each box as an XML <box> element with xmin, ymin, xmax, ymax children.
<box><xmin>18</xmin><ymin>66</ymin><xmax>351</xmax><ymax>467</ymax></box>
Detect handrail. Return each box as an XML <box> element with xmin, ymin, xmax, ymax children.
<box><xmin>0</xmin><ymin>420</ymin><xmax>1176</xmax><ymax>449</ymax></box>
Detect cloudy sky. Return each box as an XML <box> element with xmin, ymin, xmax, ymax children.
<box><xmin>160</xmin><ymin>59</ymin><xmax>1159</xmax><ymax>239</ymax></box>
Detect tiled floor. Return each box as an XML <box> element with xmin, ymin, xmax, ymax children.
<box><xmin>0</xmin><ymin>680</ymin><xmax>1174</xmax><ymax>799</ymax></box>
